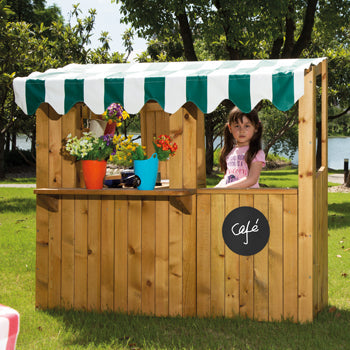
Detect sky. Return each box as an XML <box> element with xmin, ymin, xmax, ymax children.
<box><xmin>45</xmin><ymin>0</ymin><xmax>147</xmax><ymax>60</ymax></box>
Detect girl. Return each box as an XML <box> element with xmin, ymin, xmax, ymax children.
<box><xmin>215</xmin><ymin>106</ymin><xmax>265</xmax><ymax>189</ymax></box>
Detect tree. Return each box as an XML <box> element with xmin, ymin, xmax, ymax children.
<box><xmin>113</xmin><ymin>0</ymin><xmax>350</xmax><ymax>173</ymax></box>
<box><xmin>0</xmin><ymin>2</ymin><xmax>126</xmax><ymax>178</ymax></box>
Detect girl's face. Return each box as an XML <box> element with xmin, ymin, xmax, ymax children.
<box><xmin>229</xmin><ymin>116</ymin><xmax>257</xmax><ymax>147</ymax></box>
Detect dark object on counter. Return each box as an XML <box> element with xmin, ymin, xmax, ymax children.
<box><xmin>104</xmin><ymin>169</ymin><xmax>141</xmax><ymax>188</ymax></box>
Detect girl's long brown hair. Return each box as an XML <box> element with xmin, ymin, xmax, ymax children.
<box><xmin>219</xmin><ymin>106</ymin><xmax>263</xmax><ymax>173</ymax></box>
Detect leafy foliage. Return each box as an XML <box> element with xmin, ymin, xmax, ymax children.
<box><xmin>114</xmin><ymin>0</ymin><xmax>350</xmax><ymax>173</ymax></box>
<box><xmin>0</xmin><ymin>1</ymin><xmax>129</xmax><ymax>178</ymax></box>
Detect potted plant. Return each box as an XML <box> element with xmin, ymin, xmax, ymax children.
<box><xmin>101</xmin><ymin>103</ymin><xmax>130</xmax><ymax>135</ymax></box>
<box><xmin>152</xmin><ymin>134</ymin><xmax>177</xmax><ymax>160</ymax></box>
<box><xmin>109</xmin><ymin>134</ymin><xmax>177</xmax><ymax>190</ymax></box>
<box><xmin>64</xmin><ymin>132</ymin><xmax>115</xmax><ymax>189</ymax></box>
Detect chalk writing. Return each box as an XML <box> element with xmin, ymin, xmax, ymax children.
<box><xmin>231</xmin><ymin>218</ymin><xmax>259</xmax><ymax>245</ymax></box>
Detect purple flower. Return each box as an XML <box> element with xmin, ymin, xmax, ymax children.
<box><xmin>107</xmin><ymin>103</ymin><xmax>123</xmax><ymax>118</ymax></box>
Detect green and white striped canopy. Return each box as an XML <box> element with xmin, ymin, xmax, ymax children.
<box><xmin>13</xmin><ymin>58</ymin><xmax>326</xmax><ymax>115</ymax></box>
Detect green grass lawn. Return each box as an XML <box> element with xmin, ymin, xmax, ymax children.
<box><xmin>0</xmin><ymin>185</ymin><xmax>349</xmax><ymax>349</ymax></box>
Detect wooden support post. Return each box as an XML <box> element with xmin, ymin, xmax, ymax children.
<box><xmin>35</xmin><ymin>103</ymin><xmax>50</xmax><ymax>309</ymax></box>
<box><xmin>320</xmin><ymin>59</ymin><xmax>329</xmax><ymax>311</ymax></box>
<box><xmin>298</xmin><ymin>67</ymin><xmax>316</xmax><ymax>322</ymax></box>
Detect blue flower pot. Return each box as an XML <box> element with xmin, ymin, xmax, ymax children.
<box><xmin>133</xmin><ymin>153</ymin><xmax>159</xmax><ymax>190</ymax></box>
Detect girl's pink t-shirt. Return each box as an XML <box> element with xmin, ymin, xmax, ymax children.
<box><xmin>224</xmin><ymin>145</ymin><xmax>265</xmax><ymax>188</ymax></box>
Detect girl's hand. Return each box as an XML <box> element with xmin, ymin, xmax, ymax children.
<box><xmin>215</xmin><ymin>178</ymin><xmax>226</xmax><ymax>188</ymax></box>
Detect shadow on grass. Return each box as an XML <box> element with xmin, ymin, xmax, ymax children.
<box><xmin>0</xmin><ymin>197</ymin><xmax>36</xmax><ymax>213</ymax></box>
<box><xmin>328</xmin><ymin>201</ymin><xmax>350</xmax><ymax>230</ymax></box>
<box><xmin>43</xmin><ymin>307</ymin><xmax>350</xmax><ymax>350</ymax></box>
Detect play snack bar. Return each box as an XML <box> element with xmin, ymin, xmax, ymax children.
<box><xmin>13</xmin><ymin>58</ymin><xmax>328</xmax><ymax>323</ymax></box>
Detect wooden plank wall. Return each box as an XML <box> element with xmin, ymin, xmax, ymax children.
<box><xmin>315</xmin><ymin>168</ymin><xmax>328</xmax><ymax>315</ymax></box>
<box><xmin>35</xmin><ymin>96</ymin><xmax>328</xmax><ymax>322</ymax></box>
<box><xmin>36</xmin><ymin>103</ymin><xmax>81</xmax><ymax>309</ymax></box>
<box><xmin>196</xmin><ymin>190</ymin><xmax>299</xmax><ymax>322</ymax></box>
<box><xmin>140</xmin><ymin>103</ymin><xmax>171</xmax><ymax>180</ymax></box>
<box><xmin>141</xmin><ymin>102</ymin><xmax>206</xmax><ymax>189</ymax></box>
<box><xmin>36</xmin><ymin>194</ymin><xmax>197</xmax><ymax>315</ymax></box>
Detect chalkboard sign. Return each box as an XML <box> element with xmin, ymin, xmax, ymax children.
<box><xmin>222</xmin><ymin>206</ymin><xmax>270</xmax><ymax>256</ymax></box>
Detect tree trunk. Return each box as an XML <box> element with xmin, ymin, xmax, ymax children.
<box><xmin>291</xmin><ymin>0</ymin><xmax>318</xmax><ymax>57</ymax></box>
<box><xmin>176</xmin><ymin>12</ymin><xmax>197</xmax><ymax>61</ymax></box>
<box><xmin>11</xmin><ymin>133</ymin><xmax>17</xmax><ymax>151</ymax></box>
<box><xmin>5</xmin><ymin>132</ymin><xmax>10</xmax><ymax>151</ymax></box>
<box><xmin>205</xmin><ymin>117</ymin><xmax>214</xmax><ymax>175</ymax></box>
<box><xmin>31</xmin><ymin>132</ymin><xmax>36</xmax><ymax>154</ymax></box>
<box><xmin>281</xmin><ymin>3</ymin><xmax>296</xmax><ymax>58</ymax></box>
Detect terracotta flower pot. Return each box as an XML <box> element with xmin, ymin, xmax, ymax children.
<box><xmin>82</xmin><ymin>160</ymin><xmax>107</xmax><ymax>189</ymax></box>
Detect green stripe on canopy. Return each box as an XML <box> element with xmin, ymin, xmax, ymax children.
<box><xmin>145</xmin><ymin>77</ymin><xmax>165</xmax><ymax>109</ymax></box>
<box><xmin>229</xmin><ymin>75</ymin><xmax>251</xmax><ymax>113</ymax></box>
<box><xmin>186</xmin><ymin>76</ymin><xmax>207</xmax><ymax>113</ymax></box>
<box><xmin>272</xmin><ymin>72</ymin><xmax>294</xmax><ymax>111</ymax></box>
<box><xmin>64</xmin><ymin>79</ymin><xmax>84</xmax><ymax>113</ymax></box>
<box><xmin>26</xmin><ymin>79</ymin><xmax>45</xmax><ymax>115</ymax></box>
<box><xmin>104</xmin><ymin>78</ymin><xmax>124</xmax><ymax>109</ymax></box>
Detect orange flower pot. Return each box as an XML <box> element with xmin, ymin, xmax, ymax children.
<box><xmin>82</xmin><ymin>160</ymin><xmax>107</xmax><ymax>189</ymax></box>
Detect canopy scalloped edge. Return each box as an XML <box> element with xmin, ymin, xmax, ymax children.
<box><xmin>13</xmin><ymin>58</ymin><xmax>326</xmax><ymax>116</ymax></box>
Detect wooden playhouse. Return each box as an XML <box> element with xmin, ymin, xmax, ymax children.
<box><xmin>13</xmin><ymin>58</ymin><xmax>328</xmax><ymax>323</ymax></box>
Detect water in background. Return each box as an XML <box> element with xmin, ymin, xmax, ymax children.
<box><xmin>17</xmin><ymin>134</ymin><xmax>350</xmax><ymax>170</ymax></box>
<box><xmin>16</xmin><ymin>134</ymin><xmax>31</xmax><ymax>151</ymax></box>
<box><xmin>287</xmin><ymin>137</ymin><xmax>350</xmax><ymax>170</ymax></box>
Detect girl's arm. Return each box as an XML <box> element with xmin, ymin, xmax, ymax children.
<box><xmin>216</xmin><ymin>161</ymin><xmax>264</xmax><ymax>189</ymax></box>
<box><xmin>215</xmin><ymin>177</ymin><xmax>226</xmax><ymax>188</ymax></box>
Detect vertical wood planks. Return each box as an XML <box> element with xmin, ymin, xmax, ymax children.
<box><xmin>320</xmin><ymin>59</ymin><xmax>328</xmax><ymax>311</ymax></box>
<box><xmin>253</xmin><ymin>194</ymin><xmax>269</xmax><ymax>321</ymax></box>
<box><xmin>74</xmin><ymin>196</ymin><xmax>88</xmax><ymax>309</ymax></box>
<box><xmin>128</xmin><ymin>198</ymin><xmax>142</xmax><ymax>313</ymax></box>
<box><xmin>196</xmin><ymin>190</ymin><xmax>303</xmax><ymax>322</ymax></box>
<box><xmin>224</xmin><ymin>194</ymin><xmax>240</xmax><ymax>318</ymax></box>
<box><xmin>155</xmin><ymin>105</ymin><xmax>170</xmax><ymax>180</ymax></box>
<box><xmin>196</xmin><ymin>194</ymin><xmax>211</xmax><ymax>317</ymax></box>
<box><xmin>141</xmin><ymin>199</ymin><xmax>156</xmax><ymax>314</ymax></box>
<box><xmin>210</xmin><ymin>194</ymin><xmax>225</xmax><ymax>316</ymax></box>
<box><xmin>114</xmin><ymin>197</ymin><xmax>128</xmax><ymax>312</ymax></box>
<box><xmin>61</xmin><ymin>108</ymin><xmax>80</xmax><ymax>308</ymax></box>
<box><xmin>169</xmin><ymin>109</ymin><xmax>183</xmax><ymax>188</ymax></box>
<box><xmin>182</xmin><ymin>104</ymin><xmax>197</xmax><ymax>188</ymax></box>
<box><xmin>283</xmin><ymin>194</ymin><xmax>298</xmax><ymax>321</ymax></box>
<box><xmin>298</xmin><ymin>67</ymin><xmax>316</xmax><ymax>322</ymax></box>
<box><xmin>47</xmin><ymin>189</ymin><xmax>61</xmax><ymax>308</ymax></box>
<box><xmin>48</xmin><ymin>106</ymin><xmax>62</xmax><ymax>188</ymax></box>
<box><xmin>155</xmin><ymin>199</ymin><xmax>169</xmax><ymax>316</ymax></box>
<box><xmin>47</xmin><ymin>105</ymin><xmax>62</xmax><ymax>308</ymax></box>
<box><xmin>196</xmin><ymin>109</ymin><xmax>206</xmax><ymax>188</ymax></box>
<box><xmin>268</xmin><ymin>194</ymin><xmax>283</xmax><ymax>321</ymax></box>
<box><xmin>87</xmin><ymin>196</ymin><xmax>101</xmax><ymax>311</ymax></box>
<box><xmin>182</xmin><ymin>195</ymin><xmax>197</xmax><ymax>316</ymax></box>
<box><xmin>239</xmin><ymin>194</ymin><xmax>254</xmax><ymax>318</ymax></box>
<box><xmin>101</xmin><ymin>196</ymin><xmax>115</xmax><ymax>311</ymax></box>
<box><xmin>35</xmin><ymin>104</ymin><xmax>49</xmax><ymax>309</ymax></box>
<box><xmin>140</xmin><ymin>102</ymin><xmax>171</xmax><ymax>180</ymax></box>
<box><xmin>321</xmin><ymin>60</ymin><xmax>328</xmax><ymax>170</ymax></box>
<box><xmin>168</xmin><ymin>200</ymin><xmax>183</xmax><ymax>316</ymax></box>
<box><xmin>61</xmin><ymin>196</ymin><xmax>75</xmax><ymax>309</ymax></box>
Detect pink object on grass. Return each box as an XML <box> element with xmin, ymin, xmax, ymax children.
<box><xmin>0</xmin><ymin>304</ymin><xmax>20</xmax><ymax>350</ymax></box>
